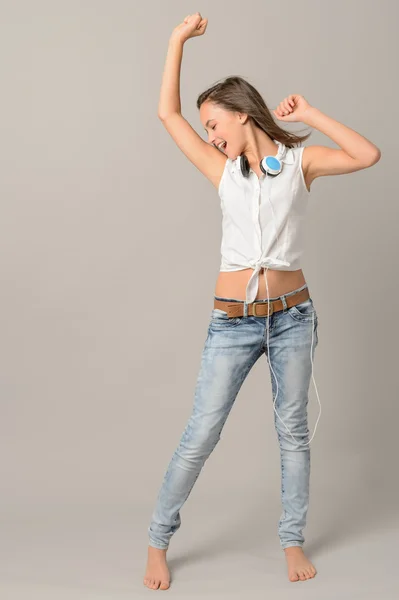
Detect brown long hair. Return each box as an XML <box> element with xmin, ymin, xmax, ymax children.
<box><xmin>196</xmin><ymin>75</ymin><xmax>311</xmax><ymax>148</ymax></box>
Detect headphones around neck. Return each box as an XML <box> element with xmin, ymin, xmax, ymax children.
<box><xmin>239</xmin><ymin>150</ymin><xmax>283</xmax><ymax>178</ymax></box>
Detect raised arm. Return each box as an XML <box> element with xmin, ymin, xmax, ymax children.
<box><xmin>157</xmin><ymin>14</ymin><xmax>226</xmax><ymax>190</ymax></box>
<box><xmin>272</xmin><ymin>94</ymin><xmax>381</xmax><ymax>191</ymax></box>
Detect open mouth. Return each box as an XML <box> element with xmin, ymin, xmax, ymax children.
<box><xmin>217</xmin><ymin>141</ymin><xmax>227</xmax><ymax>153</ymax></box>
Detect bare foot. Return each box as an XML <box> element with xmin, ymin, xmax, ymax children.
<box><xmin>283</xmin><ymin>546</ymin><xmax>317</xmax><ymax>582</ymax></box>
<box><xmin>143</xmin><ymin>545</ymin><xmax>171</xmax><ymax>590</ymax></box>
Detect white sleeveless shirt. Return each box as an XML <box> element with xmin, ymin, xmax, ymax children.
<box><xmin>218</xmin><ymin>141</ymin><xmax>311</xmax><ymax>303</ymax></box>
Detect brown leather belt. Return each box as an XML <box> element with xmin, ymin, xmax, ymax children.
<box><xmin>214</xmin><ymin>287</ymin><xmax>310</xmax><ymax>318</ymax></box>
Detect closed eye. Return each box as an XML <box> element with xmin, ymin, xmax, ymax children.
<box><xmin>204</xmin><ymin>123</ymin><xmax>216</xmax><ymax>134</ymax></box>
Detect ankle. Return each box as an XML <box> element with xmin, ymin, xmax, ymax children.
<box><xmin>148</xmin><ymin>544</ymin><xmax>168</xmax><ymax>553</ymax></box>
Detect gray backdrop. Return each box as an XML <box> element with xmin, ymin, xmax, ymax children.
<box><xmin>1</xmin><ymin>1</ymin><xmax>397</xmax><ymax>598</ymax></box>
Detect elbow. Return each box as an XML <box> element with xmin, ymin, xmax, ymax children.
<box><xmin>371</xmin><ymin>144</ymin><xmax>382</xmax><ymax>163</ymax></box>
<box><xmin>362</xmin><ymin>148</ymin><xmax>381</xmax><ymax>168</ymax></box>
<box><xmin>158</xmin><ymin>111</ymin><xmax>180</xmax><ymax>121</ymax></box>
<box><xmin>368</xmin><ymin>148</ymin><xmax>382</xmax><ymax>166</ymax></box>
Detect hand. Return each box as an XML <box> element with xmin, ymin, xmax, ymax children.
<box><xmin>272</xmin><ymin>94</ymin><xmax>312</xmax><ymax>123</ymax></box>
<box><xmin>171</xmin><ymin>12</ymin><xmax>208</xmax><ymax>44</ymax></box>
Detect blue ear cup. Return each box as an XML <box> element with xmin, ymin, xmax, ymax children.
<box><xmin>259</xmin><ymin>155</ymin><xmax>282</xmax><ymax>176</ymax></box>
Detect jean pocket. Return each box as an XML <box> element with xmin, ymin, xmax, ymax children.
<box><xmin>210</xmin><ymin>308</ymin><xmax>242</xmax><ymax>327</ymax></box>
<box><xmin>287</xmin><ymin>297</ymin><xmax>318</xmax><ymax>323</ymax></box>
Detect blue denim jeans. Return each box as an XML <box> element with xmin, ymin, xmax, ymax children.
<box><xmin>148</xmin><ymin>282</ymin><xmax>319</xmax><ymax>551</ymax></box>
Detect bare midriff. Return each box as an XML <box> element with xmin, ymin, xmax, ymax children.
<box><xmin>214</xmin><ymin>268</ymin><xmax>307</xmax><ymax>300</ymax></box>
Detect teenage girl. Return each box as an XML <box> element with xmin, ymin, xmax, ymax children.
<box><xmin>143</xmin><ymin>12</ymin><xmax>381</xmax><ymax>591</ymax></box>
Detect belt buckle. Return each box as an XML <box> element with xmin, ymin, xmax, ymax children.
<box><xmin>253</xmin><ymin>301</ymin><xmax>274</xmax><ymax>316</ymax></box>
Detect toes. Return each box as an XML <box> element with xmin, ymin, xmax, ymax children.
<box><xmin>144</xmin><ymin>575</ymin><xmax>169</xmax><ymax>590</ymax></box>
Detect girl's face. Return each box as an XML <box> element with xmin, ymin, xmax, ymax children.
<box><xmin>200</xmin><ymin>101</ymin><xmax>246</xmax><ymax>159</ymax></box>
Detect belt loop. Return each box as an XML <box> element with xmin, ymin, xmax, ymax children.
<box><xmin>243</xmin><ymin>300</ymin><xmax>248</xmax><ymax>317</ymax></box>
<box><xmin>280</xmin><ymin>294</ymin><xmax>288</xmax><ymax>312</ymax></box>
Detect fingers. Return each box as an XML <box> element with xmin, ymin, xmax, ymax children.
<box><xmin>183</xmin><ymin>12</ymin><xmax>207</xmax><ymax>34</ymax></box>
<box><xmin>283</xmin><ymin>102</ymin><xmax>292</xmax><ymax>114</ymax></box>
<box><xmin>282</xmin><ymin>99</ymin><xmax>293</xmax><ymax>115</ymax></box>
<box><xmin>193</xmin><ymin>15</ymin><xmax>208</xmax><ymax>35</ymax></box>
<box><xmin>275</xmin><ymin>96</ymin><xmax>295</xmax><ymax>117</ymax></box>
<box><xmin>185</xmin><ymin>12</ymin><xmax>203</xmax><ymax>22</ymax></box>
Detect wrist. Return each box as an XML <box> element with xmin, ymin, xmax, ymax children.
<box><xmin>169</xmin><ymin>33</ymin><xmax>185</xmax><ymax>48</ymax></box>
<box><xmin>301</xmin><ymin>106</ymin><xmax>321</xmax><ymax>126</ymax></box>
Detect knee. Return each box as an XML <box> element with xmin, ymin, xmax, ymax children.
<box><xmin>275</xmin><ymin>422</ymin><xmax>310</xmax><ymax>452</ymax></box>
<box><xmin>178</xmin><ymin>422</ymin><xmax>221</xmax><ymax>461</ymax></box>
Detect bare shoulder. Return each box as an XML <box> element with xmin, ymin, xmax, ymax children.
<box><xmin>213</xmin><ymin>156</ymin><xmax>229</xmax><ymax>192</ymax></box>
<box><xmin>301</xmin><ymin>145</ymin><xmax>312</xmax><ymax>175</ymax></box>
<box><xmin>207</xmin><ymin>154</ymin><xmax>228</xmax><ymax>191</ymax></box>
